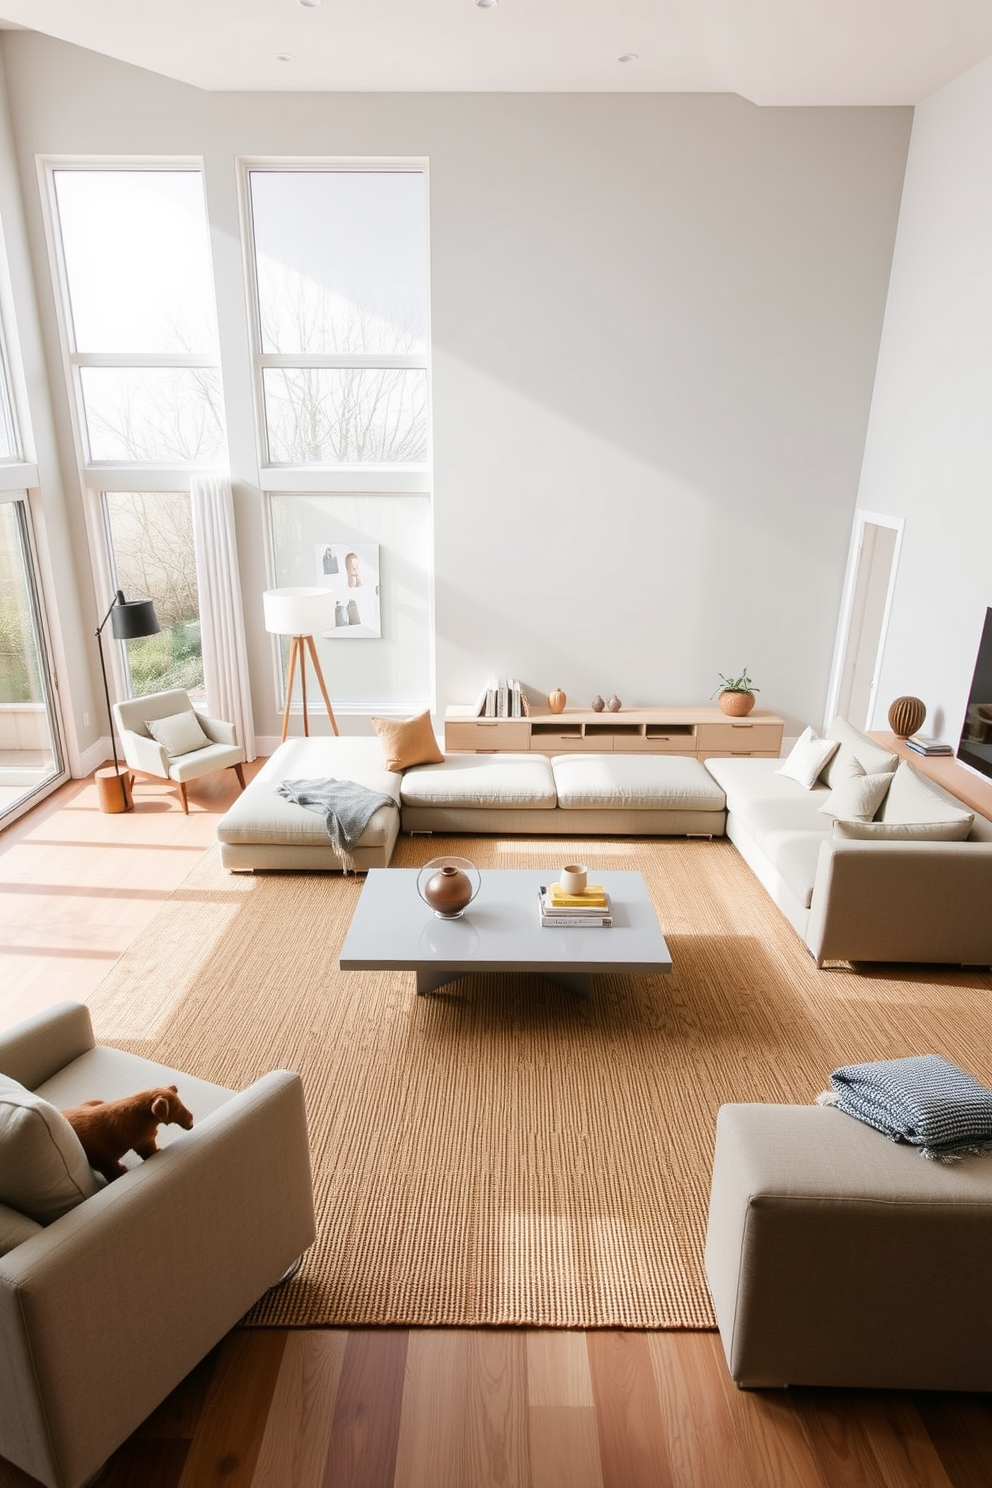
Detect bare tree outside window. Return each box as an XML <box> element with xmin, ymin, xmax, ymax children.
<box><xmin>250</xmin><ymin>170</ymin><xmax>428</xmax><ymax>467</ymax></box>
<box><xmin>105</xmin><ymin>492</ymin><xmax>204</xmax><ymax>697</ymax></box>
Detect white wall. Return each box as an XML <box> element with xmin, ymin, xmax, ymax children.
<box><xmin>0</xmin><ymin>33</ymin><xmax>911</xmax><ymax>746</ymax></box>
<box><xmin>857</xmin><ymin>54</ymin><xmax>992</xmax><ymax>746</ymax></box>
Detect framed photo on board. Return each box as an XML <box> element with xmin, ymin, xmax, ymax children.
<box><xmin>315</xmin><ymin>544</ymin><xmax>381</xmax><ymax>639</ymax></box>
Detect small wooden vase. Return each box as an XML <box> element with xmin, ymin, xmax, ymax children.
<box><xmin>548</xmin><ymin>689</ymin><xmax>567</xmax><ymax>714</ymax></box>
<box><xmin>887</xmin><ymin>695</ymin><xmax>926</xmax><ymax>739</ymax></box>
<box><xmin>719</xmin><ymin>690</ymin><xmax>755</xmax><ymax>717</ymax></box>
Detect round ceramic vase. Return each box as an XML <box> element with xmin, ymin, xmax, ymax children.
<box><xmin>416</xmin><ymin>857</ymin><xmax>482</xmax><ymax>919</ymax></box>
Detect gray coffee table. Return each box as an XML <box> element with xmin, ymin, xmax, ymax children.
<box><xmin>338</xmin><ymin>868</ymin><xmax>672</xmax><ymax>997</ymax></box>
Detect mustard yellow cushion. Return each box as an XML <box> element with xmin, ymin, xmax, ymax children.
<box><xmin>372</xmin><ymin>711</ymin><xmax>445</xmax><ymax>773</ymax></box>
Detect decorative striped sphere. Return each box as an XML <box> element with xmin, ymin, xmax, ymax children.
<box><xmin>887</xmin><ymin>695</ymin><xmax>926</xmax><ymax>739</ymax></box>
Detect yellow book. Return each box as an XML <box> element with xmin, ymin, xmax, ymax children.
<box><xmin>547</xmin><ymin>884</ymin><xmax>609</xmax><ymax>907</ymax></box>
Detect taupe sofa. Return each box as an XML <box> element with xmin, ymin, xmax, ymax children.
<box><xmin>705</xmin><ymin>717</ymin><xmax>992</xmax><ymax>967</ymax></box>
<box><xmin>0</xmin><ymin>1004</ymin><xmax>315</xmax><ymax>1488</ymax></box>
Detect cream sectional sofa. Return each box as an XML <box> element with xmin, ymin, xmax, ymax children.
<box><xmin>705</xmin><ymin>718</ymin><xmax>992</xmax><ymax>968</ymax></box>
<box><xmin>217</xmin><ymin>739</ymin><xmax>727</xmax><ymax>871</ymax></box>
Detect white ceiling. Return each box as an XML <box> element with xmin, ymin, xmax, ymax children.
<box><xmin>1</xmin><ymin>0</ymin><xmax>991</xmax><ymax>105</ymax></box>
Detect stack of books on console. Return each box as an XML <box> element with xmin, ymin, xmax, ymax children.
<box><xmin>906</xmin><ymin>733</ymin><xmax>953</xmax><ymax>757</ymax></box>
<box><xmin>538</xmin><ymin>883</ymin><xmax>613</xmax><ymax>928</ymax></box>
<box><xmin>472</xmin><ymin>676</ymin><xmax>529</xmax><ymax>718</ymax></box>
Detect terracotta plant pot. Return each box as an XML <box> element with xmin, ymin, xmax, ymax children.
<box><xmin>887</xmin><ymin>695</ymin><xmax>926</xmax><ymax>739</ymax></box>
<box><xmin>719</xmin><ymin>690</ymin><xmax>755</xmax><ymax>717</ymax></box>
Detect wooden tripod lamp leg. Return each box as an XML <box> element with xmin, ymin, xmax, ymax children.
<box><xmin>281</xmin><ymin>635</ymin><xmax>301</xmax><ymax>743</ymax></box>
<box><xmin>304</xmin><ymin>634</ymin><xmax>339</xmax><ymax>736</ymax></box>
<box><xmin>299</xmin><ymin>636</ymin><xmax>310</xmax><ymax>737</ymax></box>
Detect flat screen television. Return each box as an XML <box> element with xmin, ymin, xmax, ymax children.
<box><xmin>957</xmin><ymin>606</ymin><xmax>992</xmax><ymax>783</ymax></box>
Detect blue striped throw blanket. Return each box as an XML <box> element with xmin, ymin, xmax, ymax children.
<box><xmin>276</xmin><ymin>777</ymin><xmax>395</xmax><ymax>871</ymax></box>
<box><xmin>825</xmin><ymin>1054</ymin><xmax>992</xmax><ymax>1162</ymax></box>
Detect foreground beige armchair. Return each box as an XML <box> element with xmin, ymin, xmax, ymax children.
<box><xmin>0</xmin><ymin>1003</ymin><xmax>315</xmax><ymax>1488</ymax></box>
<box><xmin>113</xmin><ymin>687</ymin><xmax>246</xmax><ymax>813</ymax></box>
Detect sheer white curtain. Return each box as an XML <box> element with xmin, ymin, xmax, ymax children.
<box><xmin>190</xmin><ymin>474</ymin><xmax>256</xmax><ymax>761</ymax></box>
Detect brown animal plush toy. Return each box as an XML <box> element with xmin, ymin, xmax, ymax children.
<box><xmin>62</xmin><ymin>1086</ymin><xmax>194</xmax><ymax>1182</ymax></box>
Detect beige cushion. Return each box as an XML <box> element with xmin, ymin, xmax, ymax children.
<box><xmin>0</xmin><ymin>1201</ymin><xmax>42</xmax><ymax>1256</ymax></box>
<box><xmin>818</xmin><ymin>757</ymin><xmax>895</xmax><ymax>822</ymax></box>
<box><xmin>400</xmin><ymin>753</ymin><xmax>557</xmax><ymax>809</ymax></box>
<box><xmin>145</xmin><ymin>709</ymin><xmax>211</xmax><ymax>758</ymax></box>
<box><xmin>552</xmin><ymin>754</ymin><xmax>726</xmax><ymax>811</ymax></box>
<box><xmin>833</xmin><ymin>817</ymin><xmax>975</xmax><ymax>842</ymax></box>
<box><xmin>0</xmin><ymin>1073</ymin><xmax>99</xmax><ymax>1224</ymax></box>
<box><xmin>372</xmin><ymin>711</ymin><xmax>445</xmax><ymax>772</ymax></box>
<box><xmin>877</xmin><ymin>760</ymin><xmax>975</xmax><ymax>832</ymax></box>
<box><xmin>776</xmin><ymin>726</ymin><xmax>839</xmax><ymax>790</ymax></box>
<box><xmin>821</xmin><ymin>717</ymin><xmax>898</xmax><ymax>789</ymax></box>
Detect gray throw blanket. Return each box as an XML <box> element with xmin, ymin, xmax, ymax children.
<box><xmin>822</xmin><ymin>1054</ymin><xmax>992</xmax><ymax>1162</ymax></box>
<box><xmin>276</xmin><ymin>777</ymin><xmax>395</xmax><ymax>871</ymax></box>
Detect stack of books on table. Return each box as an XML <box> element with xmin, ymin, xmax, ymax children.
<box><xmin>538</xmin><ymin>883</ymin><xmax>613</xmax><ymax>928</ymax></box>
<box><xmin>906</xmin><ymin>733</ymin><xmax>954</xmax><ymax>757</ymax></box>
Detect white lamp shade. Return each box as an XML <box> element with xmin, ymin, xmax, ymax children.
<box><xmin>263</xmin><ymin>587</ymin><xmax>337</xmax><ymax>636</ymax></box>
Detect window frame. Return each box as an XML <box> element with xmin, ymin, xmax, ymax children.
<box><xmin>41</xmin><ymin>157</ymin><xmax>224</xmax><ymax>478</ymax></box>
<box><xmin>238</xmin><ymin>158</ymin><xmax>431</xmax><ymax>492</ymax></box>
<box><xmin>39</xmin><ymin>157</ymin><xmax>224</xmax><ymax>706</ymax></box>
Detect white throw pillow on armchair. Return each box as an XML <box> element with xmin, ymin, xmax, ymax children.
<box><xmin>0</xmin><ymin>1074</ymin><xmax>99</xmax><ymax>1224</ymax></box>
<box><xmin>775</xmin><ymin>727</ymin><xmax>839</xmax><ymax>790</ymax></box>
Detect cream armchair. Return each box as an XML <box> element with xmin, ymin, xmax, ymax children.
<box><xmin>113</xmin><ymin>687</ymin><xmax>246</xmax><ymax>813</ymax></box>
<box><xmin>0</xmin><ymin>1003</ymin><xmax>315</xmax><ymax>1488</ymax></box>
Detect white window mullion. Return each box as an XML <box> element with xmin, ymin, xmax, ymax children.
<box><xmin>71</xmin><ymin>352</ymin><xmax>218</xmax><ymax>370</ymax></box>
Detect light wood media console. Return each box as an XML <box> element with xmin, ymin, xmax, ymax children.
<box><xmin>444</xmin><ymin>705</ymin><xmax>784</xmax><ymax>760</ymax></box>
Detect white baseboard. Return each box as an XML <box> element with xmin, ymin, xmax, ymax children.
<box><xmin>76</xmin><ymin>736</ymin><xmax>111</xmax><ymax>779</ymax></box>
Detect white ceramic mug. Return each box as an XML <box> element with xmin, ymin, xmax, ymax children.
<box><xmin>560</xmin><ymin>863</ymin><xmax>588</xmax><ymax>895</ymax></box>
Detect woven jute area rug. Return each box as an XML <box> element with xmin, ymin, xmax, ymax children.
<box><xmin>88</xmin><ymin>833</ymin><xmax>992</xmax><ymax>1330</ymax></box>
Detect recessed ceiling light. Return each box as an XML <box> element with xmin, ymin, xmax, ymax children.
<box><xmin>618</xmin><ymin>53</ymin><xmax>639</xmax><ymax>64</ymax></box>
<box><xmin>276</xmin><ymin>52</ymin><xmax>295</xmax><ymax>62</ymax></box>
<box><xmin>298</xmin><ymin>0</ymin><xmax>321</xmax><ymax>6</ymax></box>
<box><xmin>476</xmin><ymin>0</ymin><xmax>499</xmax><ymax>9</ymax></box>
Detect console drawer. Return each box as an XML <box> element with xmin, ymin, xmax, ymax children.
<box><xmin>445</xmin><ymin>720</ymin><xmax>531</xmax><ymax>751</ymax></box>
<box><xmin>696</xmin><ymin>722</ymin><xmax>782</xmax><ymax>754</ymax></box>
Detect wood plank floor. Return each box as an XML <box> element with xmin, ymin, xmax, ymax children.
<box><xmin>2</xmin><ymin>769</ymin><xmax>991</xmax><ymax>1488</ymax></box>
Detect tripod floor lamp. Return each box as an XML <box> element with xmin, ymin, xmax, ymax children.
<box><xmin>95</xmin><ymin>589</ymin><xmax>160</xmax><ymax>811</ymax></box>
<box><xmin>263</xmin><ymin>587</ymin><xmax>340</xmax><ymax>742</ymax></box>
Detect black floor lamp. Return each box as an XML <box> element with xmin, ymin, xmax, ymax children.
<box><xmin>95</xmin><ymin>589</ymin><xmax>160</xmax><ymax>811</ymax></box>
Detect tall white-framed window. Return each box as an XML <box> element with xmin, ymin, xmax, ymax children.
<box><xmin>43</xmin><ymin>163</ymin><xmax>225</xmax><ymax>698</ymax></box>
<box><xmin>241</xmin><ymin>161</ymin><xmax>433</xmax><ymax>715</ymax></box>
<box><xmin>0</xmin><ymin>275</ymin><xmax>67</xmax><ymax>820</ymax></box>
<box><xmin>244</xmin><ymin>164</ymin><xmax>429</xmax><ymax>472</ymax></box>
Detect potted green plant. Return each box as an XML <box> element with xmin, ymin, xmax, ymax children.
<box><xmin>713</xmin><ymin>667</ymin><xmax>759</xmax><ymax>717</ymax></box>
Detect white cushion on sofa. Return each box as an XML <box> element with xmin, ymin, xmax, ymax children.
<box><xmin>877</xmin><ymin>760</ymin><xmax>975</xmax><ymax>832</ymax></box>
<box><xmin>819</xmin><ymin>759</ymin><xmax>895</xmax><ymax>822</ymax></box>
<box><xmin>832</xmin><ymin>818</ymin><xmax>975</xmax><ymax>842</ymax></box>
<box><xmin>551</xmin><ymin>754</ymin><xmax>726</xmax><ymax>811</ymax></box>
<box><xmin>776</xmin><ymin>726</ymin><xmax>839</xmax><ymax>790</ymax></box>
<box><xmin>400</xmin><ymin>753</ymin><xmax>557</xmax><ymax>809</ymax></box>
<box><xmin>0</xmin><ymin>1074</ymin><xmax>99</xmax><ymax>1224</ymax></box>
<box><xmin>820</xmin><ymin>718</ymin><xmax>898</xmax><ymax>790</ymax></box>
